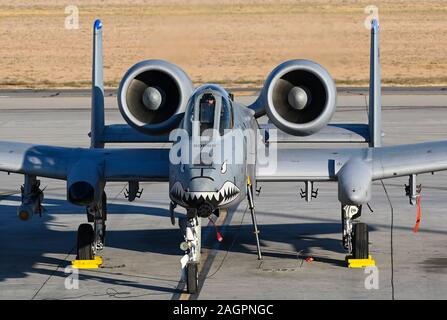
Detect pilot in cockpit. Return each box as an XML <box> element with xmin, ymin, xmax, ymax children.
<box><xmin>199</xmin><ymin>93</ymin><xmax>216</xmax><ymax>135</ymax></box>
<box><xmin>184</xmin><ymin>85</ymin><xmax>234</xmax><ymax>139</ymax></box>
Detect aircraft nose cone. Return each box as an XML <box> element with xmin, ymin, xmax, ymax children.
<box><xmin>142</xmin><ymin>86</ymin><xmax>163</xmax><ymax>111</ymax></box>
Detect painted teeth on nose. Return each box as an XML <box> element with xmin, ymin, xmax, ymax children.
<box><xmin>171</xmin><ymin>182</ymin><xmax>185</xmax><ymax>200</ymax></box>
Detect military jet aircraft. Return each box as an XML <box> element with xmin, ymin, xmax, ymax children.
<box><xmin>1</xmin><ymin>19</ymin><xmax>447</xmax><ymax>294</ymax></box>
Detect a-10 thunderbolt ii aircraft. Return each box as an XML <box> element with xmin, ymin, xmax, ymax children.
<box><xmin>1</xmin><ymin>19</ymin><xmax>447</xmax><ymax>293</ymax></box>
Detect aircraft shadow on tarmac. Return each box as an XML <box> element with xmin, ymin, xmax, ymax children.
<box><xmin>0</xmin><ymin>194</ymin><xmax>377</xmax><ymax>295</ymax></box>
<box><xmin>0</xmin><ymin>194</ymin><xmax>183</xmax><ymax>293</ymax></box>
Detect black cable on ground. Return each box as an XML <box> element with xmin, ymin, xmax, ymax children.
<box><xmin>44</xmin><ymin>287</ymin><xmax>173</xmax><ymax>300</ymax></box>
<box><xmin>38</xmin><ymin>183</ymin><xmax>129</xmax><ymax>300</ymax></box>
<box><xmin>206</xmin><ymin>204</ymin><xmax>248</xmax><ymax>279</ymax></box>
<box><xmin>31</xmin><ymin>244</ymin><xmax>76</xmax><ymax>300</ymax></box>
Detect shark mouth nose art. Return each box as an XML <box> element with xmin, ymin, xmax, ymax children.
<box><xmin>170</xmin><ymin>181</ymin><xmax>240</xmax><ymax>207</ymax></box>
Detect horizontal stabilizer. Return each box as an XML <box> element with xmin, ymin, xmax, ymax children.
<box><xmin>260</xmin><ymin>123</ymin><xmax>370</xmax><ymax>143</ymax></box>
<box><xmin>101</xmin><ymin>125</ymin><xmax>171</xmax><ymax>143</ymax></box>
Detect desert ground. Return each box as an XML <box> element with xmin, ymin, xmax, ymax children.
<box><xmin>1</xmin><ymin>0</ymin><xmax>447</xmax><ymax>88</ymax></box>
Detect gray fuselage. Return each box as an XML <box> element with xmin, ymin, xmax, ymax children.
<box><xmin>168</xmin><ymin>84</ymin><xmax>258</xmax><ymax>217</ymax></box>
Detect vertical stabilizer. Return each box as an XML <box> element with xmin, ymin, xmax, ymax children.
<box><xmin>369</xmin><ymin>19</ymin><xmax>382</xmax><ymax>147</ymax></box>
<box><xmin>90</xmin><ymin>19</ymin><xmax>105</xmax><ymax>148</ymax></box>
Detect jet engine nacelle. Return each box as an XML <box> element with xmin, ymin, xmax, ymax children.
<box><xmin>118</xmin><ymin>60</ymin><xmax>194</xmax><ymax>135</ymax></box>
<box><xmin>67</xmin><ymin>159</ymin><xmax>103</xmax><ymax>206</ymax></box>
<box><xmin>255</xmin><ymin>60</ymin><xmax>337</xmax><ymax>136</ymax></box>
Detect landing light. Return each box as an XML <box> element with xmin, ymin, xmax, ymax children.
<box><xmin>180</xmin><ymin>242</ymin><xmax>190</xmax><ymax>251</ymax></box>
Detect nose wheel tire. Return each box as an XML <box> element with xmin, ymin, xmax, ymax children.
<box><xmin>77</xmin><ymin>223</ymin><xmax>95</xmax><ymax>260</ymax></box>
<box><xmin>353</xmin><ymin>223</ymin><xmax>369</xmax><ymax>259</ymax></box>
<box><xmin>186</xmin><ymin>262</ymin><xmax>199</xmax><ymax>294</ymax></box>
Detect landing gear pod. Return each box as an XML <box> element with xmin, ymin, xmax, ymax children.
<box><xmin>67</xmin><ymin>159</ymin><xmax>103</xmax><ymax>206</ymax></box>
<box><xmin>338</xmin><ymin>158</ymin><xmax>372</xmax><ymax>206</ymax></box>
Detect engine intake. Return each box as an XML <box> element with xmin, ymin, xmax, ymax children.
<box><xmin>254</xmin><ymin>60</ymin><xmax>337</xmax><ymax>136</ymax></box>
<box><xmin>118</xmin><ymin>60</ymin><xmax>193</xmax><ymax>135</ymax></box>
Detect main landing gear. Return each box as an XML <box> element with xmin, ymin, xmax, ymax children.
<box><xmin>180</xmin><ymin>211</ymin><xmax>201</xmax><ymax>294</ymax></box>
<box><xmin>341</xmin><ymin>204</ymin><xmax>369</xmax><ymax>259</ymax></box>
<box><xmin>77</xmin><ymin>192</ymin><xmax>107</xmax><ymax>261</ymax></box>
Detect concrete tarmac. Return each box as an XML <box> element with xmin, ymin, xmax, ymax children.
<box><xmin>0</xmin><ymin>90</ymin><xmax>447</xmax><ymax>300</ymax></box>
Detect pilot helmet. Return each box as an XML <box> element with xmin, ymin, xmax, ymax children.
<box><xmin>200</xmin><ymin>93</ymin><xmax>216</xmax><ymax>107</ymax></box>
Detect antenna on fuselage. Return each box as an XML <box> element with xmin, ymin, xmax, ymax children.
<box><xmin>368</xmin><ymin>19</ymin><xmax>382</xmax><ymax>148</ymax></box>
<box><xmin>90</xmin><ymin>19</ymin><xmax>105</xmax><ymax>148</ymax></box>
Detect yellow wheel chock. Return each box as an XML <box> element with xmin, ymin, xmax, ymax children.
<box><xmin>72</xmin><ymin>256</ymin><xmax>103</xmax><ymax>269</ymax></box>
<box><xmin>346</xmin><ymin>255</ymin><xmax>375</xmax><ymax>268</ymax></box>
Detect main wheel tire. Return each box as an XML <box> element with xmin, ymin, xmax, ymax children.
<box><xmin>353</xmin><ymin>223</ymin><xmax>369</xmax><ymax>259</ymax></box>
<box><xmin>77</xmin><ymin>223</ymin><xmax>94</xmax><ymax>260</ymax></box>
<box><xmin>186</xmin><ymin>263</ymin><xmax>199</xmax><ymax>294</ymax></box>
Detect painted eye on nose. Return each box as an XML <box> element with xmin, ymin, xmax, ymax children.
<box><xmin>221</xmin><ymin>161</ymin><xmax>227</xmax><ymax>174</ymax></box>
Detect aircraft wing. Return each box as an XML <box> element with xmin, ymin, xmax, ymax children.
<box><xmin>0</xmin><ymin>141</ymin><xmax>170</xmax><ymax>182</ymax></box>
<box><xmin>256</xmin><ymin>140</ymin><xmax>447</xmax><ymax>182</ymax></box>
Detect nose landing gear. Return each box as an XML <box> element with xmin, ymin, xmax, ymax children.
<box><xmin>186</xmin><ymin>262</ymin><xmax>199</xmax><ymax>294</ymax></box>
<box><xmin>180</xmin><ymin>211</ymin><xmax>201</xmax><ymax>294</ymax></box>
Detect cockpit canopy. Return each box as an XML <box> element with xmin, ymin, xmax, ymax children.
<box><xmin>184</xmin><ymin>84</ymin><xmax>233</xmax><ymax>137</ymax></box>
